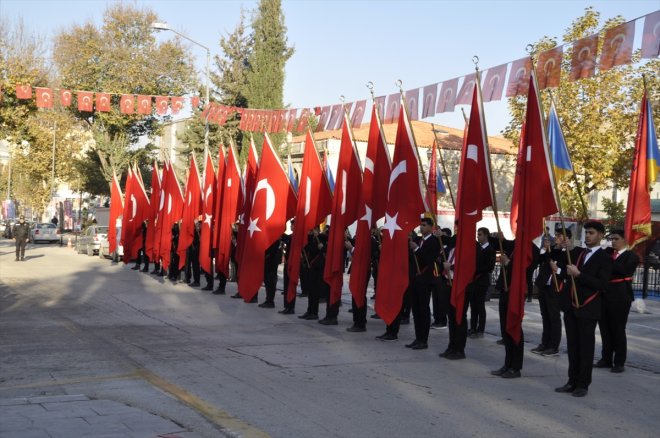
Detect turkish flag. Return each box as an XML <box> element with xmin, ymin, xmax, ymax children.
<box><xmin>426</xmin><ymin>140</ymin><xmax>439</xmax><ymax>215</ymax></box>
<box><xmin>171</xmin><ymin>97</ymin><xmax>184</xmax><ymax>115</ymax></box>
<box><xmin>15</xmin><ymin>85</ymin><xmax>32</xmax><ymax>99</ymax></box>
<box><xmin>160</xmin><ymin>163</ymin><xmax>184</xmax><ymax>270</ymax></box>
<box><xmin>450</xmin><ymin>83</ymin><xmax>494</xmax><ymax>325</ymax></box>
<box><xmin>120</xmin><ymin>169</ymin><xmax>135</xmax><ymax>263</ymax></box>
<box><xmin>349</xmin><ymin>105</ymin><xmax>392</xmax><ymax>308</ymax></box>
<box><xmin>199</xmin><ymin>151</ymin><xmax>218</xmax><ymax>275</ymax></box>
<box><xmin>509</xmin><ymin>121</ymin><xmax>526</xmax><ymax>235</ymax></box>
<box><xmin>238</xmin><ymin>135</ymin><xmax>297</xmax><ymax>301</ymax></box>
<box><xmin>600</xmin><ymin>21</ymin><xmax>635</xmax><ymax>72</ymax></box>
<box><xmin>506</xmin><ymin>57</ymin><xmax>533</xmax><ymax>97</ymax></box>
<box><xmin>77</xmin><ymin>91</ymin><xmax>94</xmax><ymax>112</ymax></box>
<box><xmin>405</xmin><ymin>88</ymin><xmax>420</xmax><ymax>121</ymax></box>
<box><xmin>641</xmin><ymin>11</ymin><xmax>660</xmax><ymax>59</ymax></box>
<box><xmin>536</xmin><ymin>46</ymin><xmax>563</xmax><ymax>89</ymax></box>
<box><xmin>215</xmin><ymin>144</ymin><xmax>242</xmax><ymax>276</ymax></box>
<box><xmin>153</xmin><ymin>162</ymin><xmax>170</xmax><ymax>263</ymax></box>
<box><xmin>137</xmin><ymin>95</ymin><xmax>152</xmax><ymax>115</ymax></box>
<box><xmin>60</xmin><ymin>89</ymin><xmax>73</xmax><ymax>107</ymax></box>
<box><xmin>296</xmin><ymin>108</ymin><xmax>311</xmax><ymax>132</ymax></box>
<box><xmin>374</xmin><ymin>96</ymin><xmax>386</xmax><ymax>119</ymax></box>
<box><xmin>384</xmin><ymin>93</ymin><xmax>401</xmax><ymax>124</ymax></box>
<box><xmin>120</xmin><ymin>95</ymin><xmax>135</xmax><ymax>114</ymax></box>
<box><xmin>35</xmin><ymin>88</ymin><xmax>53</xmax><ymax>109</ymax></box>
<box><xmin>455</xmin><ymin>73</ymin><xmax>478</xmax><ymax>105</ymax></box>
<box><xmin>326</xmin><ymin>104</ymin><xmax>344</xmax><ymax>131</ymax></box>
<box><xmin>108</xmin><ymin>172</ymin><xmax>124</xmax><ymax>255</ymax></box>
<box><xmin>507</xmin><ymin>74</ymin><xmax>559</xmax><ymax>344</ymax></box>
<box><xmin>481</xmin><ymin>64</ymin><xmax>508</xmax><ymax>102</ymax></box>
<box><xmin>570</xmin><ymin>34</ymin><xmax>598</xmax><ymax>81</ymax></box>
<box><xmin>286</xmin><ymin>130</ymin><xmax>334</xmax><ymax>302</ymax></box>
<box><xmin>316</xmin><ymin>106</ymin><xmax>331</xmax><ymax>132</ymax></box>
<box><xmin>436</xmin><ymin>78</ymin><xmax>459</xmax><ymax>113</ymax></box>
<box><xmin>126</xmin><ymin>167</ymin><xmax>151</xmax><ymax>263</ymax></box>
<box><xmin>178</xmin><ymin>155</ymin><xmax>203</xmax><ymax>269</ymax></box>
<box><xmin>95</xmin><ymin>93</ymin><xmax>111</xmax><ymax>112</ymax></box>
<box><xmin>350</xmin><ymin>100</ymin><xmax>367</xmax><ymax>128</ymax></box>
<box><xmin>421</xmin><ymin>84</ymin><xmax>438</xmax><ymax>118</ymax></box>
<box><xmin>145</xmin><ymin>163</ymin><xmax>161</xmax><ymax>261</ymax></box>
<box><xmin>155</xmin><ymin>96</ymin><xmax>169</xmax><ymax>115</ymax></box>
<box><xmin>286</xmin><ymin>109</ymin><xmax>297</xmax><ymax>132</ymax></box>
<box><xmin>191</xmin><ymin>96</ymin><xmax>200</xmax><ymax>109</ymax></box>
<box><xmin>324</xmin><ymin>114</ymin><xmax>363</xmax><ymax>306</ymax></box>
<box><xmin>375</xmin><ymin>99</ymin><xmax>428</xmax><ymax>325</ymax></box>
<box><xmin>235</xmin><ymin>139</ymin><xmax>260</xmax><ymax>268</ymax></box>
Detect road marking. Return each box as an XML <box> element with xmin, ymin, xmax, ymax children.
<box><xmin>135</xmin><ymin>368</ymin><xmax>270</xmax><ymax>438</ymax></box>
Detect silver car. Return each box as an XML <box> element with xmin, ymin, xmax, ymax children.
<box><xmin>30</xmin><ymin>223</ymin><xmax>60</xmax><ymax>243</ymax></box>
<box><xmin>76</xmin><ymin>226</ymin><xmax>108</xmax><ymax>256</ymax></box>
<box><xmin>99</xmin><ymin>233</ymin><xmax>124</xmax><ymax>259</ymax></box>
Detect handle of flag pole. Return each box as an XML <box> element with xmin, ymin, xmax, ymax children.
<box><xmin>472</xmin><ymin>55</ymin><xmax>479</xmax><ymax>70</ymax></box>
<box><xmin>395</xmin><ymin>79</ymin><xmax>403</xmax><ymax>94</ymax></box>
<box><xmin>366</xmin><ymin>81</ymin><xmax>376</xmax><ymax>101</ymax></box>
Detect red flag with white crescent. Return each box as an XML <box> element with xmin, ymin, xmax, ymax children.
<box><xmin>35</xmin><ymin>88</ymin><xmax>53</xmax><ymax>109</ymax></box>
<box><xmin>215</xmin><ymin>144</ymin><xmax>242</xmax><ymax>276</ymax></box>
<box><xmin>120</xmin><ymin>169</ymin><xmax>135</xmax><ymax>263</ymax></box>
<box><xmin>235</xmin><ymin>139</ymin><xmax>260</xmax><ymax>267</ymax></box>
<box><xmin>108</xmin><ymin>172</ymin><xmax>124</xmax><ymax>255</ymax></box>
<box><xmin>200</xmin><ymin>151</ymin><xmax>217</xmax><ymax>275</ymax></box>
<box><xmin>178</xmin><ymin>155</ymin><xmax>203</xmax><ymax>269</ymax></box>
<box><xmin>145</xmin><ymin>163</ymin><xmax>161</xmax><ymax>260</ymax></box>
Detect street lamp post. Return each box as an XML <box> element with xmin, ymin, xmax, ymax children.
<box><xmin>151</xmin><ymin>22</ymin><xmax>210</xmax><ymax>148</ymax></box>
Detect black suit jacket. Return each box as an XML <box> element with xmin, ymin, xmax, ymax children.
<box><xmin>570</xmin><ymin>247</ymin><xmax>612</xmax><ymax>319</ymax></box>
<box><xmin>413</xmin><ymin>234</ymin><xmax>441</xmax><ymax>284</ymax></box>
<box><xmin>605</xmin><ymin>248</ymin><xmax>639</xmax><ymax>302</ymax></box>
<box><xmin>472</xmin><ymin>242</ymin><xmax>496</xmax><ymax>287</ymax></box>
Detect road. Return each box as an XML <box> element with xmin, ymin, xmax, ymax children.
<box><xmin>1</xmin><ymin>239</ymin><xmax>659</xmax><ymax>437</ymax></box>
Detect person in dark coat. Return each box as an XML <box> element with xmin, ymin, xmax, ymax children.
<box><xmin>259</xmin><ymin>238</ymin><xmax>283</xmax><ymax>308</ymax></box>
<box><xmin>467</xmin><ymin>227</ymin><xmax>496</xmax><ymax>338</ymax></box>
<box><xmin>13</xmin><ymin>215</ymin><xmax>30</xmax><ymax>261</ymax></box>
<box><xmin>594</xmin><ymin>229</ymin><xmax>639</xmax><ymax>373</ymax></box>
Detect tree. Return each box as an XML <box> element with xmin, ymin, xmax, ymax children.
<box><xmin>52</xmin><ymin>3</ymin><xmax>196</xmax><ymax>190</ymax></box>
<box><xmin>503</xmin><ymin>7</ymin><xmax>660</xmax><ymax>218</ymax></box>
<box><xmin>245</xmin><ymin>0</ymin><xmax>294</xmax><ymax>156</ymax></box>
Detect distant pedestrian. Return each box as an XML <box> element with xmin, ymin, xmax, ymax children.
<box><xmin>51</xmin><ymin>215</ymin><xmax>58</xmax><ymax>226</ymax></box>
<box><xmin>13</xmin><ymin>215</ymin><xmax>30</xmax><ymax>261</ymax></box>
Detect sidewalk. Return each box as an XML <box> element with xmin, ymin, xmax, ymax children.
<box><xmin>0</xmin><ymin>394</ymin><xmax>200</xmax><ymax>438</ymax></box>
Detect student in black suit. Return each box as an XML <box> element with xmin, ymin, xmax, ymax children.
<box><xmin>595</xmin><ymin>229</ymin><xmax>640</xmax><ymax>373</ymax></box>
<box><xmin>555</xmin><ymin>221</ymin><xmax>612</xmax><ymax>398</ymax></box>
<box><xmin>468</xmin><ymin>227</ymin><xmax>496</xmax><ymax>338</ymax></box>
<box><xmin>405</xmin><ymin>217</ymin><xmax>441</xmax><ymax>350</ymax></box>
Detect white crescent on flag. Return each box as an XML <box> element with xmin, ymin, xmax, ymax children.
<box><xmin>388</xmin><ymin>160</ymin><xmax>407</xmax><ymax>199</ymax></box>
<box><xmin>254</xmin><ymin>178</ymin><xmax>275</xmax><ymax>220</ymax></box>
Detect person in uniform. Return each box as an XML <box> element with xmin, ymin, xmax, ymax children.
<box><xmin>259</xmin><ymin>238</ymin><xmax>283</xmax><ymax>308</ymax></box>
<box><xmin>132</xmin><ymin>221</ymin><xmax>149</xmax><ymax>271</ymax></box>
<box><xmin>215</xmin><ymin>227</ymin><xmax>237</xmax><ymax>295</ymax></box>
<box><xmin>468</xmin><ymin>227</ymin><xmax>496</xmax><ymax>338</ymax></box>
<box><xmin>298</xmin><ymin>227</ymin><xmax>326</xmax><ymax>320</ymax></box>
<box><xmin>431</xmin><ymin>228</ymin><xmax>452</xmax><ymax>329</ymax></box>
<box><xmin>405</xmin><ymin>217</ymin><xmax>441</xmax><ymax>350</ymax></box>
<box><xmin>594</xmin><ymin>229</ymin><xmax>639</xmax><ymax>373</ymax></box>
<box><xmin>319</xmin><ymin>228</ymin><xmax>353</xmax><ymax>326</ymax></box>
<box><xmin>555</xmin><ymin>221</ymin><xmax>612</xmax><ymax>397</ymax></box>
<box><xmin>13</xmin><ymin>215</ymin><xmax>30</xmax><ymax>261</ymax></box>
<box><xmin>347</xmin><ymin>228</ymin><xmax>380</xmax><ymax>332</ymax></box>
<box><xmin>168</xmin><ymin>222</ymin><xmax>180</xmax><ymax>283</ymax></box>
<box><xmin>279</xmin><ymin>223</ymin><xmax>295</xmax><ymax>314</ymax></box>
<box><xmin>185</xmin><ymin>220</ymin><xmax>201</xmax><ymax>287</ymax></box>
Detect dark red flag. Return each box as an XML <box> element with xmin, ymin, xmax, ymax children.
<box><xmin>350</xmin><ymin>100</ymin><xmax>367</xmax><ymax>128</ymax></box>
<box><xmin>436</xmin><ymin>78</ymin><xmax>458</xmax><ymax>113</ymax></box>
<box><xmin>286</xmin><ymin>109</ymin><xmax>297</xmax><ymax>132</ymax></box>
<box><xmin>178</xmin><ymin>155</ymin><xmax>203</xmax><ymax>269</ymax></box>
<box><xmin>191</xmin><ymin>96</ymin><xmax>200</xmax><ymax>109</ymax></box>
<box><xmin>126</xmin><ymin>167</ymin><xmax>151</xmax><ymax>263</ymax></box>
<box><xmin>455</xmin><ymin>73</ymin><xmax>478</xmax><ymax>105</ymax></box>
<box><xmin>600</xmin><ymin>21</ymin><xmax>635</xmax><ymax>72</ymax></box>
<box><xmin>506</xmin><ymin>57</ymin><xmax>532</xmax><ymax>97</ymax></box>
<box><xmin>200</xmin><ymin>151</ymin><xmax>218</xmax><ymax>275</ymax></box>
<box><xmin>426</xmin><ymin>140</ymin><xmax>438</xmax><ymax>215</ymax></box>
<box><xmin>509</xmin><ymin>121</ymin><xmax>526</xmax><ymax>236</ymax></box>
<box><xmin>171</xmin><ymin>97</ymin><xmax>184</xmax><ymax>115</ymax></box>
<box><xmin>324</xmin><ymin>112</ymin><xmax>363</xmax><ymax>306</ymax></box>
<box><xmin>108</xmin><ymin>172</ymin><xmax>124</xmax><ymax>255</ymax></box>
<box><xmin>481</xmin><ymin>64</ymin><xmax>507</xmax><ymax>102</ymax></box>
<box><xmin>15</xmin><ymin>85</ymin><xmax>31</xmax><ymax>99</ymax></box>
<box><xmin>536</xmin><ymin>46</ymin><xmax>563</xmax><ymax>89</ymax></box>
<box><xmin>641</xmin><ymin>11</ymin><xmax>660</xmax><ymax>59</ymax></box>
<box><xmin>60</xmin><ymin>90</ymin><xmax>72</xmax><ymax>106</ymax></box>
<box><xmin>296</xmin><ymin>108</ymin><xmax>311</xmax><ymax>132</ymax></box>
<box><xmin>569</xmin><ymin>34</ymin><xmax>598</xmax><ymax>81</ymax></box>
<box><xmin>235</xmin><ymin>139</ymin><xmax>260</xmax><ymax>267</ymax></box>
<box><xmin>137</xmin><ymin>95</ymin><xmax>152</xmax><ymax>115</ymax></box>
<box><xmin>238</xmin><ymin>135</ymin><xmax>297</xmax><ymax>302</ymax></box>
<box><xmin>286</xmin><ymin>131</ymin><xmax>333</xmax><ymax>302</ymax></box>
<box><xmin>349</xmin><ymin>104</ymin><xmax>392</xmax><ymax>308</ymax></box>
<box><xmin>35</xmin><ymin>88</ymin><xmax>53</xmax><ymax>109</ymax></box>
<box><xmin>155</xmin><ymin>96</ymin><xmax>169</xmax><ymax>115</ymax></box>
<box><xmin>405</xmin><ymin>88</ymin><xmax>420</xmax><ymax>121</ymax></box>
<box><xmin>507</xmin><ymin>74</ymin><xmax>559</xmax><ymax>344</ymax></box>
<box><xmin>145</xmin><ymin>163</ymin><xmax>161</xmax><ymax>261</ymax></box>
<box><xmin>450</xmin><ymin>83</ymin><xmax>494</xmax><ymax>325</ymax></box>
<box><xmin>421</xmin><ymin>84</ymin><xmax>438</xmax><ymax>118</ymax></box>
<box><xmin>327</xmin><ymin>104</ymin><xmax>343</xmax><ymax>131</ymax></box>
<box><xmin>96</xmin><ymin>93</ymin><xmax>111</xmax><ymax>112</ymax></box>
<box><xmin>384</xmin><ymin>93</ymin><xmax>401</xmax><ymax>124</ymax></box>
<box><xmin>78</xmin><ymin>91</ymin><xmax>94</xmax><ymax>112</ymax></box>
<box><xmin>316</xmin><ymin>106</ymin><xmax>331</xmax><ymax>132</ymax></box>
<box><xmin>375</xmin><ymin>98</ymin><xmax>428</xmax><ymax>325</ymax></box>
<box><xmin>215</xmin><ymin>144</ymin><xmax>242</xmax><ymax>276</ymax></box>
<box><xmin>159</xmin><ymin>163</ymin><xmax>184</xmax><ymax>269</ymax></box>
<box><xmin>120</xmin><ymin>168</ymin><xmax>136</xmax><ymax>263</ymax></box>
<box><xmin>153</xmin><ymin>161</ymin><xmax>170</xmax><ymax>263</ymax></box>
<box><xmin>120</xmin><ymin>95</ymin><xmax>135</xmax><ymax>114</ymax></box>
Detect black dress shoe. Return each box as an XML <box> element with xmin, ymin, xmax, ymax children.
<box><xmin>411</xmin><ymin>342</ymin><xmax>428</xmax><ymax>350</ymax></box>
<box><xmin>140</xmin><ymin>268</ymin><xmax>149</xmax><ymax>273</ymax></box>
<box><xmin>501</xmin><ymin>369</ymin><xmax>521</xmax><ymax>379</ymax></box>
<box><xmin>554</xmin><ymin>383</ymin><xmax>576</xmax><ymax>393</ymax></box>
<box><xmin>278</xmin><ymin>308</ymin><xmax>295</xmax><ymax>315</ymax></box>
<box><xmin>230</xmin><ymin>293</ymin><xmax>242</xmax><ymax>299</ymax></box>
<box><xmin>405</xmin><ymin>340</ymin><xmax>419</xmax><ymax>348</ymax></box>
<box><xmin>213</xmin><ymin>288</ymin><xmax>225</xmax><ymax>295</ymax></box>
<box><xmin>370</xmin><ymin>313</ymin><xmax>381</xmax><ymax>319</ymax></box>
<box><xmin>298</xmin><ymin>312</ymin><xmax>310</xmax><ymax>319</ymax></box>
<box><xmin>297</xmin><ymin>293</ymin><xmax>308</xmax><ymax>298</ymax></box>
<box><xmin>377</xmin><ymin>333</ymin><xmax>398</xmax><ymax>341</ymax></box>
<box><xmin>438</xmin><ymin>349</ymin><xmax>453</xmax><ymax>358</ymax></box>
<box><xmin>318</xmin><ymin>317</ymin><xmax>338</xmax><ymax>325</ymax></box>
<box><xmin>445</xmin><ymin>351</ymin><xmax>466</xmax><ymax>360</ymax></box>
<box><xmin>346</xmin><ymin>325</ymin><xmax>366</xmax><ymax>332</ymax></box>
<box><xmin>572</xmin><ymin>388</ymin><xmax>588</xmax><ymax>397</ymax></box>
<box><xmin>303</xmin><ymin>314</ymin><xmax>318</xmax><ymax>320</ymax></box>
<box><xmin>490</xmin><ymin>366</ymin><xmax>508</xmax><ymax>376</ymax></box>
<box><xmin>593</xmin><ymin>359</ymin><xmax>612</xmax><ymax>368</ymax></box>
<box><xmin>258</xmin><ymin>302</ymin><xmax>275</xmax><ymax>308</ymax></box>
<box><xmin>188</xmin><ymin>282</ymin><xmax>201</xmax><ymax>287</ymax></box>
<box><xmin>611</xmin><ymin>365</ymin><xmax>625</xmax><ymax>373</ymax></box>
<box><xmin>201</xmin><ymin>285</ymin><xmax>213</xmax><ymax>291</ymax></box>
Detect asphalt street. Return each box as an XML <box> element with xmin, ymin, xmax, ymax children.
<box><xmin>1</xmin><ymin>239</ymin><xmax>659</xmax><ymax>437</ymax></box>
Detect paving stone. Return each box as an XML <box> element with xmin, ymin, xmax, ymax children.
<box><xmin>28</xmin><ymin>394</ymin><xmax>89</xmax><ymax>404</ymax></box>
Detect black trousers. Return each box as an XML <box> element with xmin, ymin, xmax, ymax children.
<box><xmin>599</xmin><ymin>299</ymin><xmax>632</xmax><ymax>366</ymax></box>
<box><xmin>15</xmin><ymin>238</ymin><xmax>27</xmax><ymax>259</ymax></box>
<box><xmin>264</xmin><ymin>263</ymin><xmax>279</xmax><ymax>303</ymax></box>
<box><xmin>216</xmin><ymin>272</ymin><xmax>227</xmax><ymax>292</ymax></box>
<box><xmin>432</xmin><ymin>279</ymin><xmax>450</xmax><ymax>325</ymax></box>
<box><xmin>447</xmin><ymin>291</ymin><xmax>470</xmax><ymax>353</ymax></box>
<box><xmin>184</xmin><ymin>247</ymin><xmax>200</xmax><ymax>283</ymax></box>
<box><xmin>134</xmin><ymin>247</ymin><xmax>148</xmax><ymax>269</ymax></box>
<box><xmin>564</xmin><ymin>310</ymin><xmax>598</xmax><ymax>389</ymax></box>
<box><xmin>282</xmin><ymin>263</ymin><xmax>295</xmax><ymax>309</ymax></box>
<box><xmin>204</xmin><ymin>271</ymin><xmax>213</xmax><ymax>288</ymax></box>
<box><xmin>385</xmin><ymin>288</ymin><xmax>412</xmax><ymax>336</ymax></box>
<box><xmin>500</xmin><ymin>292</ymin><xmax>524</xmax><ymax>370</ymax></box>
<box><xmin>468</xmin><ymin>283</ymin><xmax>488</xmax><ymax>333</ymax></box>
<box><xmin>411</xmin><ymin>279</ymin><xmax>433</xmax><ymax>343</ymax></box>
<box><xmin>538</xmin><ymin>284</ymin><xmax>562</xmax><ymax>349</ymax></box>
<box><xmin>351</xmin><ymin>268</ymin><xmax>371</xmax><ymax>327</ymax></box>
<box><xmin>305</xmin><ymin>268</ymin><xmax>324</xmax><ymax>316</ymax></box>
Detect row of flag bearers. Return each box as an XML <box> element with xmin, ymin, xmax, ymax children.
<box><xmin>109</xmin><ymin>69</ymin><xmax>658</xmax><ymax>398</ymax></box>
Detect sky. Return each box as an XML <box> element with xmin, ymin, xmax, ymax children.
<box><xmin>1</xmin><ymin>0</ymin><xmax>657</xmax><ymax>135</ymax></box>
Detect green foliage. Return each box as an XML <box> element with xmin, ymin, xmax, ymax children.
<box><xmin>503</xmin><ymin>7</ymin><xmax>660</xmax><ymax>218</ymax></box>
<box><xmin>601</xmin><ymin>197</ymin><xmax>625</xmax><ymax>229</ymax></box>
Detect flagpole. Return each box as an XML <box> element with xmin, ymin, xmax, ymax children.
<box><xmin>532</xmin><ymin>64</ymin><xmax>580</xmax><ymax>308</ymax></box>
<box><xmin>473</xmin><ymin>57</ymin><xmax>508</xmax><ymax>291</ymax></box>
<box><xmin>430</xmin><ymin>124</ymin><xmax>457</xmax><ymax>210</ymax></box>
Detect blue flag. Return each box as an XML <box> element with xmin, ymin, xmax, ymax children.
<box><xmin>287</xmin><ymin>153</ymin><xmax>298</xmax><ymax>193</ymax></box>
<box><xmin>547</xmin><ymin>103</ymin><xmax>573</xmax><ymax>181</ymax></box>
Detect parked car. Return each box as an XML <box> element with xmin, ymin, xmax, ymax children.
<box><xmin>98</xmin><ymin>234</ymin><xmax>123</xmax><ymax>259</ymax></box>
<box><xmin>76</xmin><ymin>225</ymin><xmax>108</xmax><ymax>256</ymax></box>
<box><xmin>30</xmin><ymin>223</ymin><xmax>60</xmax><ymax>243</ymax></box>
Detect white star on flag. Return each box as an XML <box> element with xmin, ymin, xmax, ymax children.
<box><xmin>360</xmin><ymin>204</ymin><xmax>373</xmax><ymax>228</ymax></box>
<box><xmin>204</xmin><ymin>213</ymin><xmax>212</xmax><ymax>226</ymax></box>
<box><xmin>247</xmin><ymin>217</ymin><xmax>261</xmax><ymax>237</ymax></box>
<box><xmin>382</xmin><ymin>212</ymin><xmax>402</xmax><ymax>239</ymax></box>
